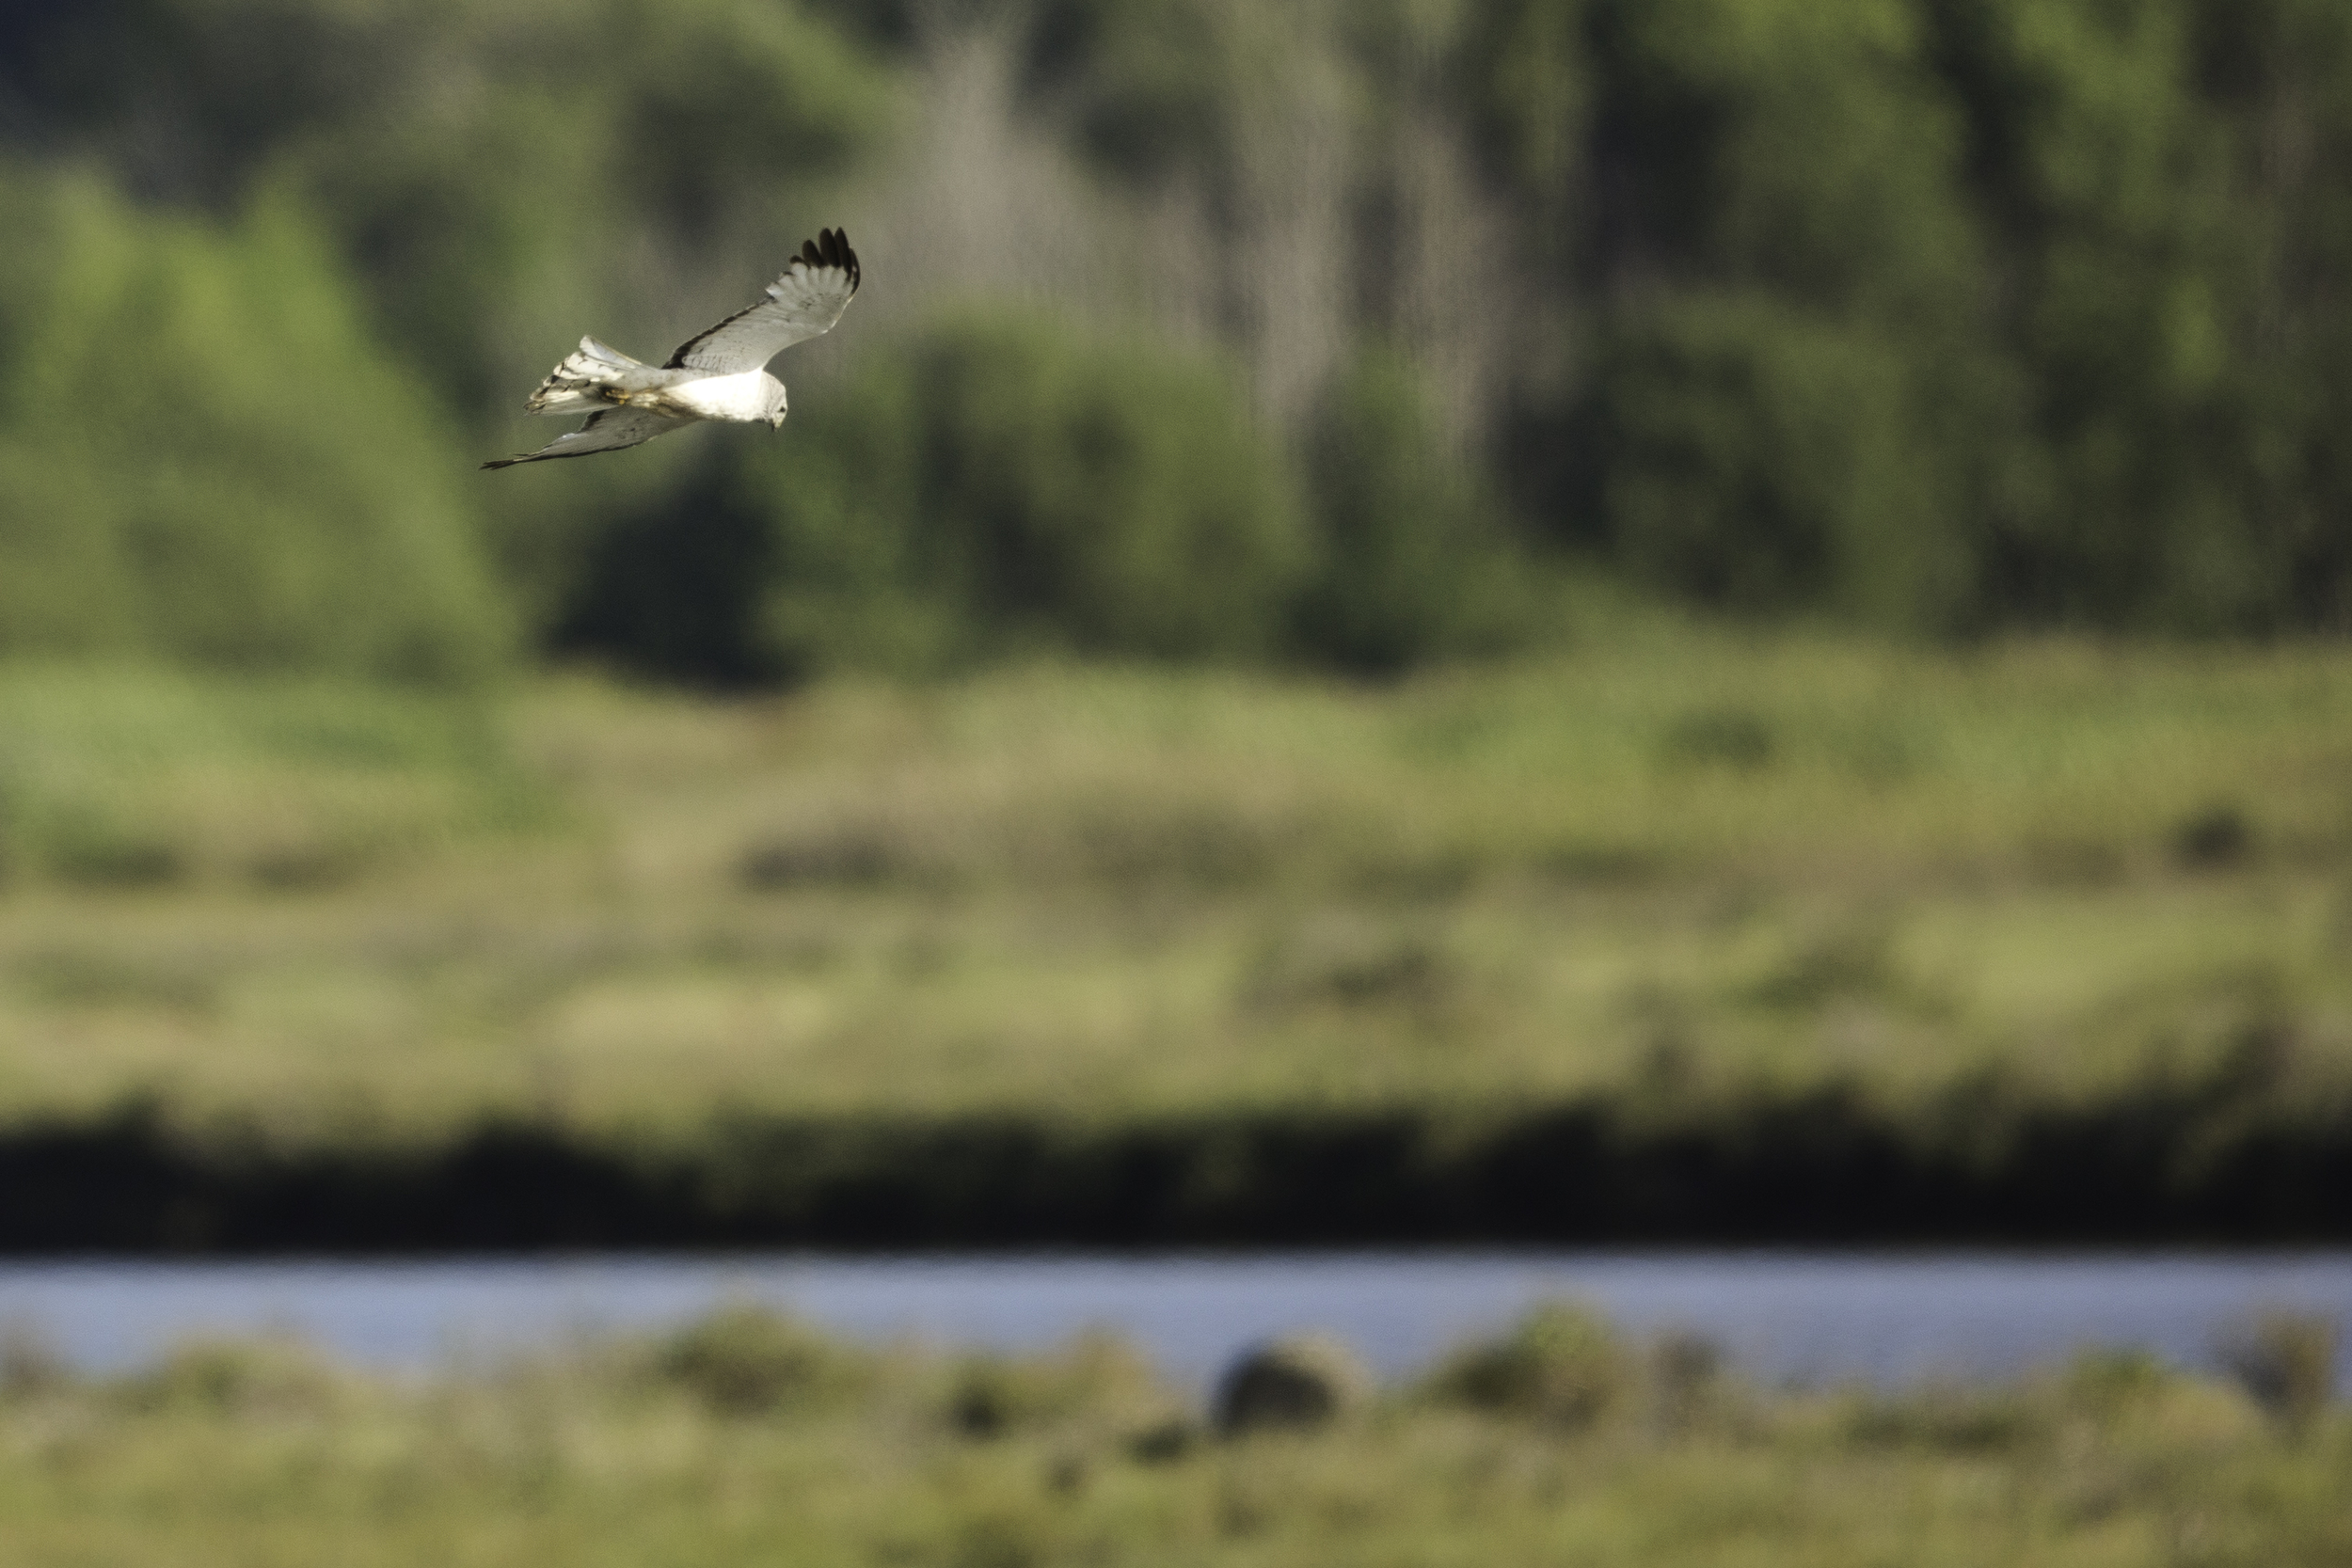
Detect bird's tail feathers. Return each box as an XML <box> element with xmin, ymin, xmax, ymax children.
<box><xmin>523</xmin><ymin>337</ymin><xmax>666</xmax><ymax>416</ymax></box>
<box><xmin>576</xmin><ymin>337</ymin><xmax>641</xmax><ymax>369</ymax></box>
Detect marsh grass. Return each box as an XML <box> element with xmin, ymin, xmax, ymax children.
<box><xmin>0</xmin><ymin>1303</ymin><xmax>2344</xmax><ymax>1567</ymax></box>
<box><xmin>0</xmin><ymin>664</ymin><xmax>539</xmax><ymax>892</ymax></box>
<box><xmin>0</xmin><ymin>629</ymin><xmax>2347</xmax><ymax>1144</ymax></box>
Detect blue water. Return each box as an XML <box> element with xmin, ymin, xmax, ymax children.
<box><xmin>1</xmin><ymin>1252</ymin><xmax>2345</xmax><ymax>1393</ymax></box>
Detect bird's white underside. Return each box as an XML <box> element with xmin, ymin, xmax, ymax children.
<box><xmin>664</xmin><ymin>369</ymin><xmax>786</xmax><ymax>422</ymax></box>
<box><xmin>538</xmin><ymin>368</ymin><xmax>785</xmax><ymax>423</ymax></box>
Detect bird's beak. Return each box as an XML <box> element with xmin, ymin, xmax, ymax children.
<box><xmin>770</xmin><ymin>414</ymin><xmax>786</xmax><ymax>431</ymax></box>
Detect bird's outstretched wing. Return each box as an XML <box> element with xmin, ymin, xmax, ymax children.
<box><xmin>663</xmin><ymin>228</ymin><xmax>861</xmax><ymax>373</ymax></box>
<box><xmin>479</xmin><ymin>406</ymin><xmax>690</xmax><ymax>469</ymax></box>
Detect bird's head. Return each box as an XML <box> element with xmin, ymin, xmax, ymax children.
<box><xmin>769</xmin><ymin>412</ymin><xmax>786</xmax><ymax>431</ymax></box>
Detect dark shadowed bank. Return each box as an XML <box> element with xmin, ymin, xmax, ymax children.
<box><xmin>4</xmin><ymin>1053</ymin><xmax>2347</xmax><ymax>1251</ymax></box>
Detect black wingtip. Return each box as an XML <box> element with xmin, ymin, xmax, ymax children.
<box><xmin>481</xmin><ymin>456</ymin><xmax>522</xmax><ymax>470</ymax></box>
<box><xmin>797</xmin><ymin>228</ymin><xmax>861</xmax><ymax>294</ymax></box>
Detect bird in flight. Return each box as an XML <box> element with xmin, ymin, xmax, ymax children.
<box><xmin>483</xmin><ymin>229</ymin><xmax>861</xmax><ymax>469</ymax></box>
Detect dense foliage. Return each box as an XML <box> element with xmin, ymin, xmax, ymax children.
<box><xmin>3</xmin><ymin>0</ymin><xmax>2349</xmax><ymax>684</ymax></box>
<box><xmin>0</xmin><ymin>171</ymin><xmax>508</xmax><ymax>682</ymax></box>
<box><xmin>563</xmin><ymin>309</ymin><xmax>1311</xmax><ymax>683</ymax></box>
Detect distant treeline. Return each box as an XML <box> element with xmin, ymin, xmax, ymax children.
<box><xmin>2</xmin><ymin>0</ymin><xmax>2348</xmax><ymax>687</ymax></box>
<box><xmin>6</xmin><ymin>1048</ymin><xmax>2348</xmax><ymax>1249</ymax></box>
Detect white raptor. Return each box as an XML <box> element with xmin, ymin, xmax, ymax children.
<box><xmin>483</xmin><ymin>228</ymin><xmax>861</xmax><ymax>469</ymax></box>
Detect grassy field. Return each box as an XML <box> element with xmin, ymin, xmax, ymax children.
<box><xmin>0</xmin><ymin>622</ymin><xmax>2348</xmax><ymax>1145</ymax></box>
<box><xmin>0</xmin><ymin>1303</ymin><xmax>2345</xmax><ymax>1567</ymax></box>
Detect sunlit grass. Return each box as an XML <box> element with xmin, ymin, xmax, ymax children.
<box><xmin>0</xmin><ymin>627</ymin><xmax>2347</xmax><ymax>1135</ymax></box>
<box><xmin>0</xmin><ymin>662</ymin><xmax>536</xmax><ymax>889</ymax></box>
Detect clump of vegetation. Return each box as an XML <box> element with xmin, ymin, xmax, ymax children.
<box><xmin>1425</xmin><ymin>1303</ymin><xmax>1631</xmax><ymax>1429</ymax></box>
<box><xmin>946</xmin><ymin>1333</ymin><xmax>1174</xmax><ymax>1440</ymax></box>
<box><xmin>2218</xmin><ymin>1310</ymin><xmax>2341</xmax><ymax>1439</ymax></box>
<box><xmin>1659</xmin><ymin>707</ymin><xmax>1777</xmax><ymax>772</ymax></box>
<box><xmin>1241</xmin><ymin>923</ymin><xmax>1464</xmax><ymax>1019</ymax></box>
<box><xmin>654</xmin><ymin>1303</ymin><xmax>870</xmax><ymax>1417</ymax></box>
<box><xmin>1645</xmin><ymin>1329</ymin><xmax>1726</xmax><ymax>1435</ymax></box>
<box><xmin>572</xmin><ymin>309</ymin><xmax>1311</xmax><ymax>685</ymax></box>
<box><xmin>1842</xmin><ymin>1384</ymin><xmax>2047</xmax><ymax>1454</ymax></box>
<box><xmin>736</xmin><ymin>827</ymin><xmax>902</xmax><ymax>891</ymax></box>
<box><xmin>121</xmin><ymin>1335</ymin><xmax>345</xmax><ymax>1418</ymax></box>
<box><xmin>2059</xmin><ymin>1347</ymin><xmax>2172</xmax><ymax>1426</ymax></box>
<box><xmin>1292</xmin><ymin>346</ymin><xmax>1534</xmax><ymax>674</ymax></box>
<box><xmin>0</xmin><ymin>169</ymin><xmax>510</xmax><ymax>686</ymax></box>
<box><xmin>2175</xmin><ymin>803</ymin><xmax>2256</xmax><ymax>871</ymax></box>
<box><xmin>0</xmin><ymin>1323</ymin><xmax>70</xmax><ymax>1403</ymax></box>
<box><xmin>1742</xmin><ymin>921</ymin><xmax>1899</xmax><ymax>1011</ymax></box>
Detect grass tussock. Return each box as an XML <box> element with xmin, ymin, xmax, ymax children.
<box><xmin>0</xmin><ymin>1301</ymin><xmax>2345</xmax><ymax>1566</ymax></box>
<box><xmin>1425</xmin><ymin>1301</ymin><xmax>1632</xmax><ymax>1428</ymax></box>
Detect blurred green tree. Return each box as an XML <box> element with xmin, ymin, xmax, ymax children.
<box><xmin>8</xmin><ymin>0</ymin><xmax>2352</xmax><ymax>667</ymax></box>
<box><xmin>8</xmin><ymin>0</ymin><xmax>903</xmax><ymax>641</ymax></box>
<box><xmin>1571</xmin><ymin>0</ymin><xmax>2012</xmax><ymax>630</ymax></box>
<box><xmin>562</xmin><ymin>309</ymin><xmax>1308</xmax><ymax>684</ymax></box>
<box><xmin>884</xmin><ymin>309</ymin><xmax>1308</xmax><ymax>660</ymax></box>
<box><xmin>1930</xmin><ymin>0</ymin><xmax>2352</xmax><ymax>630</ymax></box>
<box><xmin>1295</xmin><ymin>346</ymin><xmax>1534</xmax><ymax>673</ymax></box>
<box><xmin>1025</xmin><ymin>0</ymin><xmax>1306</xmax><ymax>184</ymax></box>
<box><xmin>0</xmin><ymin>167</ymin><xmax>508</xmax><ymax>683</ymax></box>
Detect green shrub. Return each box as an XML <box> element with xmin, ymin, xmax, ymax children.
<box><xmin>2217</xmin><ymin>1310</ymin><xmax>2339</xmax><ymax>1438</ymax></box>
<box><xmin>1646</xmin><ymin>1329</ymin><xmax>1725</xmax><ymax>1433</ymax></box>
<box><xmin>877</xmin><ymin>309</ymin><xmax>1309</xmax><ymax>662</ymax></box>
<box><xmin>2060</xmin><ymin>1347</ymin><xmax>2171</xmax><ymax>1424</ymax></box>
<box><xmin>0</xmin><ymin>1323</ymin><xmax>71</xmax><ymax>1403</ymax></box>
<box><xmin>567</xmin><ymin>309</ymin><xmax>1309</xmax><ymax>684</ymax></box>
<box><xmin>1925</xmin><ymin>0</ymin><xmax>2350</xmax><ymax>633</ymax></box>
<box><xmin>1843</xmin><ymin>1386</ymin><xmax>2046</xmax><ymax>1453</ymax></box>
<box><xmin>0</xmin><ymin>167</ymin><xmax>509</xmax><ymax>684</ymax></box>
<box><xmin>11</xmin><ymin>0</ymin><xmax>901</xmax><ymax>643</ymax></box>
<box><xmin>1596</xmin><ymin>293</ymin><xmax>1979</xmax><ymax>631</ymax></box>
<box><xmin>735</xmin><ymin>347</ymin><xmax>948</xmax><ymax>680</ymax></box>
<box><xmin>655</xmin><ymin>1304</ymin><xmax>869</xmax><ymax>1418</ymax></box>
<box><xmin>123</xmin><ymin>1336</ymin><xmax>343</xmax><ymax>1417</ymax></box>
<box><xmin>1021</xmin><ymin>0</ymin><xmax>1311</xmax><ymax>183</ymax></box>
<box><xmin>601</xmin><ymin>0</ymin><xmax>895</xmax><ymax>235</ymax></box>
<box><xmin>944</xmin><ymin>1335</ymin><xmax>1170</xmax><ymax>1439</ymax></box>
<box><xmin>1427</xmin><ymin>1302</ymin><xmax>1629</xmax><ymax>1428</ymax></box>
<box><xmin>1294</xmin><ymin>348</ymin><xmax>1534</xmax><ymax>673</ymax></box>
